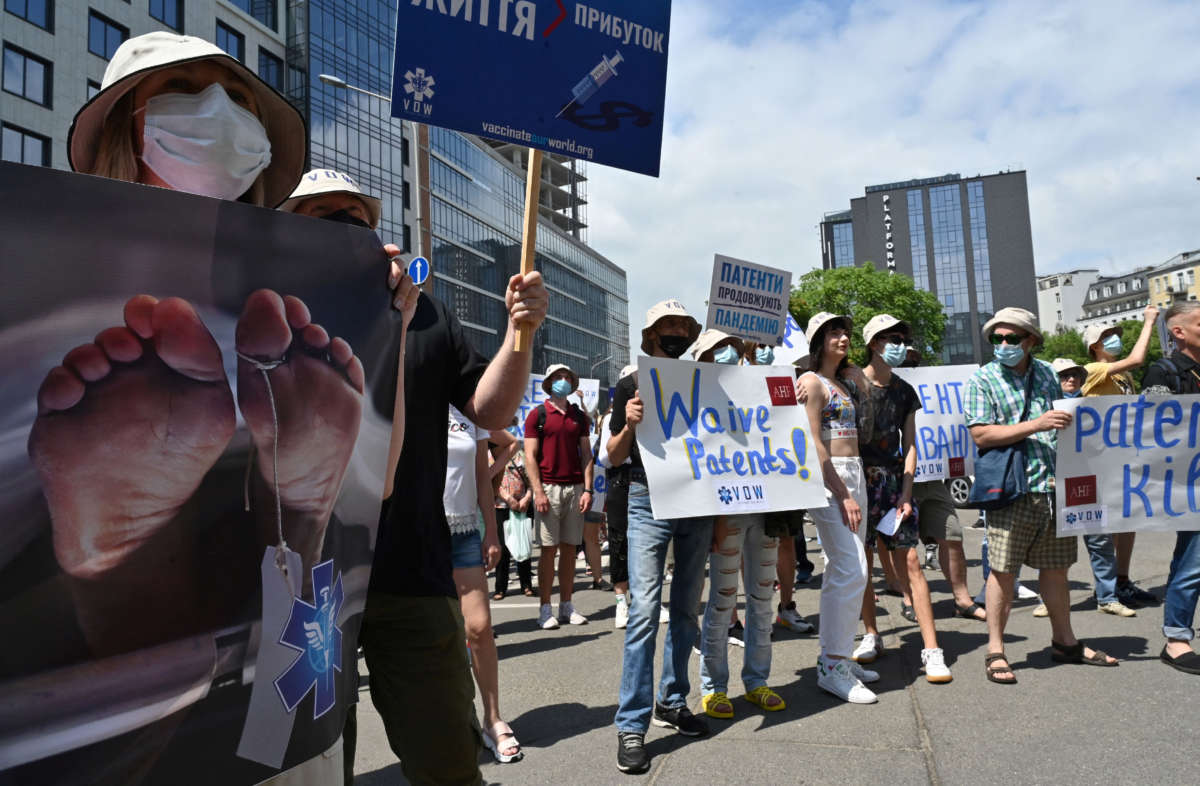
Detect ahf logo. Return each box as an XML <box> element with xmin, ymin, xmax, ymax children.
<box><xmin>403</xmin><ymin>67</ymin><xmax>435</xmax><ymax>116</ymax></box>
<box><xmin>275</xmin><ymin>559</ymin><xmax>344</xmax><ymax>719</ymax></box>
<box><xmin>1065</xmin><ymin>475</ymin><xmax>1098</xmax><ymax>506</ymax></box>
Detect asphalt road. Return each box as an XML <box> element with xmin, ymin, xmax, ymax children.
<box><xmin>351</xmin><ymin>520</ymin><xmax>1198</xmax><ymax>785</ymax></box>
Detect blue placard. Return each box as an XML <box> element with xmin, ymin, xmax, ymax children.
<box><xmin>392</xmin><ymin>1</ymin><xmax>672</xmax><ymax>177</ymax></box>
<box><xmin>407</xmin><ymin>255</ymin><xmax>430</xmax><ymax>285</ymax></box>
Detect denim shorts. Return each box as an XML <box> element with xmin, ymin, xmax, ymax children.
<box><xmin>450</xmin><ymin>529</ymin><xmax>484</xmax><ymax>570</ymax></box>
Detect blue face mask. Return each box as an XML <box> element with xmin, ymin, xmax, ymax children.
<box><xmin>755</xmin><ymin>346</ymin><xmax>775</xmax><ymax>365</ymax></box>
<box><xmin>551</xmin><ymin>378</ymin><xmax>574</xmax><ymax>397</ymax></box>
<box><xmin>1102</xmin><ymin>335</ymin><xmax>1124</xmax><ymax>356</ymax></box>
<box><xmin>881</xmin><ymin>344</ymin><xmax>908</xmax><ymax>367</ymax></box>
<box><xmin>714</xmin><ymin>345</ymin><xmax>741</xmax><ymax>365</ymax></box>
<box><xmin>1063</xmin><ymin>390</ymin><xmax>1081</xmax><ymax>398</ymax></box>
<box><xmin>994</xmin><ymin>343</ymin><xmax>1025</xmax><ymax>367</ymax></box>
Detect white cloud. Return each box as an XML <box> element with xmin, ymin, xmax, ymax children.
<box><xmin>585</xmin><ymin>0</ymin><xmax>1200</xmax><ymax>355</ymax></box>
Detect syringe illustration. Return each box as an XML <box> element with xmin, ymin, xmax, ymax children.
<box><xmin>556</xmin><ymin>51</ymin><xmax>624</xmax><ymax>117</ymax></box>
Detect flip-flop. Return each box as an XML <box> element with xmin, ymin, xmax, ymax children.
<box><xmin>482</xmin><ymin>721</ymin><xmax>524</xmax><ymax>763</ymax></box>
<box><xmin>901</xmin><ymin>604</ymin><xmax>917</xmax><ymax>622</ymax></box>
<box><xmin>955</xmin><ymin>602</ymin><xmax>986</xmax><ymax>621</ymax></box>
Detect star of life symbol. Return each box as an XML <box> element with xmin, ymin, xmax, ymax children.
<box><xmin>274</xmin><ymin>559</ymin><xmax>344</xmax><ymax>719</ymax></box>
<box><xmin>403</xmin><ymin>67</ymin><xmax>436</xmax><ymax>102</ymax></box>
<box><xmin>1065</xmin><ymin>512</ymin><xmax>1078</xmax><ymax>525</ymax></box>
<box><xmin>718</xmin><ymin>486</ymin><xmax>733</xmax><ymax>505</ymax></box>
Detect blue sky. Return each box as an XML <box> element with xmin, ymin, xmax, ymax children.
<box><xmin>584</xmin><ymin>0</ymin><xmax>1200</xmax><ymax>354</ymax></box>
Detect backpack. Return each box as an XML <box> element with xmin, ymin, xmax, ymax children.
<box><xmin>1148</xmin><ymin>357</ymin><xmax>1183</xmax><ymax>393</ymax></box>
<box><xmin>529</xmin><ymin>402</ymin><xmax>588</xmax><ymax>442</ymax></box>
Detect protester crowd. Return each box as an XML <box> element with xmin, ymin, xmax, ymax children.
<box><xmin>39</xmin><ymin>31</ymin><xmax>1200</xmax><ymax>785</ymax></box>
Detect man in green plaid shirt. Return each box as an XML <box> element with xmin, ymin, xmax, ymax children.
<box><xmin>964</xmin><ymin>307</ymin><xmax>1118</xmax><ymax>684</ymax></box>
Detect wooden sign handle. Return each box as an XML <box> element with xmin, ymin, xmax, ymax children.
<box><xmin>514</xmin><ymin>147</ymin><xmax>544</xmax><ymax>353</ymax></box>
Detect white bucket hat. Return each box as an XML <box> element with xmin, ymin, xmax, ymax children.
<box><xmin>981</xmin><ymin>307</ymin><xmax>1042</xmax><ymax>343</ymax></box>
<box><xmin>805</xmin><ymin>312</ymin><xmax>853</xmax><ymax>352</ymax></box>
<box><xmin>68</xmin><ymin>31</ymin><xmax>306</xmax><ymax>208</ymax></box>
<box><xmin>1051</xmin><ymin>357</ymin><xmax>1086</xmax><ymax>376</ymax></box>
<box><xmin>688</xmin><ymin>329</ymin><xmax>744</xmax><ymax>361</ymax></box>
<box><xmin>641</xmin><ymin>299</ymin><xmax>701</xmax><ymax>355</ymax></box>
<box><xmin>541</xmin><ymin>364</ymin><xmax>580</xmax><ymax>395</ymax></box>
<box><xmin>1082</xmin><ymin>323</ymin><xmax>1122</xmax><ymax>352</ymax></box>
<box><xmin>618</xmin><ymin>364</ymin><xmax>637</xmax><ymax>379</ymax></box>
<box><xmin>862</xmin><ymin>313</ymin><xmax>911</xmax><ymax>347</ymax></box>
<box><xmin>279</xmin><ymin>169</ymin><xmax>383</xmax><ymax>229</ymax></box>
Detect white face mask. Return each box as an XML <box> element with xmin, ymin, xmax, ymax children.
<box><xmin>140</xmin><ymin>82</ymin><xmax>271</xmax><ymax>200</ymax></box>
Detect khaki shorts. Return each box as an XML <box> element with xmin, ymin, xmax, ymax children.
<box><xmin>537</xmin><ymin>483</ymin><xmax>585</xmax><ymax>547</ymax></box>
<box><xmin>912</xmin><ymin>481</ymin><xmax>963</xmax><ymax>542</ymax></box>
<box><xmin>986</xmin><ymin>492</ymin><xmax>1076</xmax><ymax>573</ymax></box>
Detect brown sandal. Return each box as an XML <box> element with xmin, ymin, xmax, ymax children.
<box><xmin>985</xmin><ymin>652</ymin><xmax>1017</xmax><ymax>684</ymax></box>
<box><xmin>1050</xmin><ymin>640</ymin><xmax>1118</xmax><ymax>667</ymax></box>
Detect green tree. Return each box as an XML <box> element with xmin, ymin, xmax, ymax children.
<box><xmin>1035</xmin><ymin>328</ymin><xmax>1087</xmax><ymax>367</ymax></box>
<box><xmin>789</xmin><ymin>262</ymin><xmax>946</xmax><ymax>366</ymax></box>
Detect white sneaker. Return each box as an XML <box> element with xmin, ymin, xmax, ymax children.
<box><xmin>659</xmin><ymin>605</ymin><xmax>670</xmax><ymax>624</ymax></box>
<box><xmin>817</xmin><ymin>657</ymin><xmax>877</xmax><ymax>704</ymax></box>
<box><xmin>559</xmin><ymin>601</ymin><xmax>587</xmax><ymax>625</ymax></box>
<box><xmin>921</xmin><ymin>648</ymin><xmax>953</xmax><ymax>683</ymax></box>
<box><xmin>848</xmin><ymin>660</ymin><xmax>880</xmax><ymax>684</ymax></box>
<box><xmin>776</xmin><ymin>603</ymin><xmax>815</xmax><ymax>634</ymax></box>
<box><xmin>852</xmin><ymin>633</ymin><xmax>881</xmax><ymax>664</ymax></box>
<box><xmin>1016</xmin><ymin>583</ymin><xmax>1039</xmax><ymax>600</ymax></box>
<box><xmin>614</xmin><ymin>595</ymin><xmax>629</xmax><ymax>629</ymax></box>
<box><xmin>538</xmin><ymin>603</ymin><xmax>559</xmax><ymax>630</ymax></box>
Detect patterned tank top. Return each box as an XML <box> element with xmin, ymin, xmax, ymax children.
<box><xmin>812</xmin><ymin>372</ymin><xmax>857</xmax><ymax>441</ymax></box>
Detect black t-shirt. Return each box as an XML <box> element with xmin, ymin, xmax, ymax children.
<box><xmin>370</xmin><ymin>293</ymin><xmax>488</xmax><ymax>598</ymax></box>
<box><xmin>1143</xmin><ymin>350</ymin><xmax>1200</xmax><ymax>394</ymax></box>
<box><xmin>608</xmin><ymin>373</ymin><xmax>643</xmax><ymax>471</ymax></box>
<box><xmin>859</xmin><ymin>374</ymin><xmax>921</xmax><ymax>471</ymax></box>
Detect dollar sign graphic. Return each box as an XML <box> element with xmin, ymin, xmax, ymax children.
<box><xmin>561</xmin><ymin>101</ymin><xmax>654</xmax><ymax>132</ymax></box>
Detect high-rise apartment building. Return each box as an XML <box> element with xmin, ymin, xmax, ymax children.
<box><xmin>820</xmin><ymin>171</ymin><xmax>1038</xmax><ymax>364</ymax></box>
<box><xmin>1036</xmin><ymin>268</ymin><xmax>1100</xmax><ymax>335</ymax></box>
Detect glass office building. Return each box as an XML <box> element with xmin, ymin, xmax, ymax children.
<box><xmin>819</xmin><ymin>171</ymin><xmax>1036</xmax><ymax>365</ymax></box>
<box><xmin>287</xmin><ymin>1</ymin><xmax>629</xmax><ymax>391</ymax></box>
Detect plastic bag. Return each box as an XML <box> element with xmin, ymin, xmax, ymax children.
<box><xmin>504</xmin><ymin>510</ymin><xmax>532</xmax><ymax>562</ymax></box>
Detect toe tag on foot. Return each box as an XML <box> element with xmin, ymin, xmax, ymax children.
<box><xmin>237</xmin><ymin>351</ymin><xmax>287</xmax><ymax>553</ymax></box>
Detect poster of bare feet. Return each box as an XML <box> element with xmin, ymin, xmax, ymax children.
<box><xmin>0</xmin><ymin>163</ymin><xmax>399</xmax><ymax>783</ymax></box>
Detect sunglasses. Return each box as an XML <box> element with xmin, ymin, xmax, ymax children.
<box><xmin>988</xmin><ymin>332</ymin><xmax>1029</xmax><ymax>346</ymax></box>
<box><xmin>878</xmin><ymin>334</ymin><xmax>910</xmax><ymax>346</ymax></box>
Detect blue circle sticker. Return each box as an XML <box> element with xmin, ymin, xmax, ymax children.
<box><xmin>407</xmin><ymin>256</ymin><xmax>430</xmax><ymax>286</ymax></box>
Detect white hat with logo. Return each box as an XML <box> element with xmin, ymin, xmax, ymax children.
<box><xmin>279</xmin><ymin>169</ymin><xmax>383</xmax><ymax>229</ymax></box>
<box><xmin>1051</xmin><ymin>357</ymin><xmax>1086</xmax><ymax>376</ymax></box>
<box><xmin>641</xmin><ymin>299</ymin><xmax>701</xmax><ymax>355</ymax></box>
<box><xmin>68</xmin><ymin>31</ymin><xmax>306</xmax><ymax>208</ymax></box>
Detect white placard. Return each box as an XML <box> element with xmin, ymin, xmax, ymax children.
<box><xmin>635</xmin><ymin>357</ymin><xmax>827</xmax><ymax>520</ymax></box>
<box><xmin>894</xmin><ymin>365</ymin><xmax>980</xmax><ymax>482</ymax></box>
<box><xmin>774</xmin><ymin>313</ymin><xmax>809</xmax><ymax>366</ymax></box>
<box><xmin>1054</xmin><ymin>394</ymin><xmax>1200</xmax><ymax>534</ymax></box>
<box><xmin>705</xmin><ymin>253</ymin><xmax>792</xmax><ymax>347</ymax></box>
<box><xmin>510</xmin><ymin>374</ymin><xmax>601</xmax><ymax>437</ymax></box>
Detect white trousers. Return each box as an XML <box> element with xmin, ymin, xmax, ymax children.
<box><xmin>807</xmin><ymin>456</ymin><xmax>868</xmax><ymax>659</ymax></box>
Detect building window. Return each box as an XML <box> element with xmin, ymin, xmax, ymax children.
<box><xmin>88</xmin><ymin>10</ymin><xmax>128</xmax><ymax>60</ymax></box>
<box><xmin>907</xmin><ymin>189</ymin><xmax>928</xmax><ymax>290</ymax></box>
<box><xmin>257</xmin><ymin>48</ymin><xmax>283</xmax><ymax>90</ymax></box>
<box><xmin>402</xmin><ymin>137</ymin><xmax>410</xmax><ymax>167</ymax></box>
<box><xmin>150</xmin><ymin>0</ymin><xmax>183</xmax><ymax>32</ymax></box>
<box><xmin>86</xmin><ymin>78</ymin><xmax>101</xmax><ymax>99</ymax></box>
<box><xmin>1117</xmin><ymin>281</ymin><xmax>1126</xmax><ymax>293</ymax></box>
<box><xmin>226</xmin><ymin>0</ymin><xmax>276</xmax><ymax>31</ymax></box>
<box><xmin>3</xmin><ymin>44</ymin><xmax>51</xmax><ymax>107</ymax></box>
<box><xmin>1102</xmin><ymin>286</ymin><xmax>1111</xmax><ymax>297</ymax></box>
<box><xmin>966</xmin><ymin>180</ymin><xmax>993</xmax><ymax>319</ymax></box>
<box><xmin>1055</xmin><ymin>291</ymin><xmax>1061</xmax><ymax>302</ymax></box>
<box><xmin>2</xmin><ymin>122</ymin><xmax>50</xmax><ymax>165</ymax></box>
<box><xmin>5</xmin><ymin>0</ymin><xmax>52</xmax><ymax>30</ymax></box>
<box><xmin>215</xmin><ymin>21</ymin><xmax>245</xmax><ymax>62</ymax></box>
<box><xmin>929</xmin><ymin>184</ymin><xmax>973</xmax><ymax>361</ymax></box>
<box><xmin>831</xmin><ymin>222</ymin><xmax>854</xmax><ymax>268</ymax></box>
<box><xmin>402</xmin><ymin>180</ymin><xmax>411</xmax><ymax>210</ymax></box>
<box><xmin>1188</xmin><ymin>270</ymin><xmax>1195</xmax><ymax>287</ymax></box>
<box><xmin>403</xmin><ymin>224</ymin><xmax>412</xmax><ymax>253</ymax></box>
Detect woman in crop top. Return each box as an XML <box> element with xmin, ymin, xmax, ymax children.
<box><xmin>797</xmin><ymin>312</ymin><xmax>879</xmax><ymax>705</ymax></box>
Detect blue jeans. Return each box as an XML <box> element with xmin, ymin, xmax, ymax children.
<box><xmin>699</xmin><ymin>514</ymin><xmax>775</xmax><ymax>695</ymax></box>
<box><xmin>1083</xmin><ymin>534</ymin><xmax>1119</xmax><ymax>605</ymax></box>
<box><xmin>614</xmin><ymin>481</ymin><xmax>712</xmax><ymax>734</ymax></box>
<box><xmin>1163</xmin><ymin>530</ymin><xmax>1200</xmax><ymax>642</ymax></box>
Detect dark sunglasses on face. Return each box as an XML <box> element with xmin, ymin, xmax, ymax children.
<box><xmin>988</xmin><ymin>332</ymin><xmax>1028</xmax><ymax>346</ymax></box>
<box><xmin>879</xmin><ymin>334</ymin><xmax>910</xmax><ymax>346</ymax></box>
